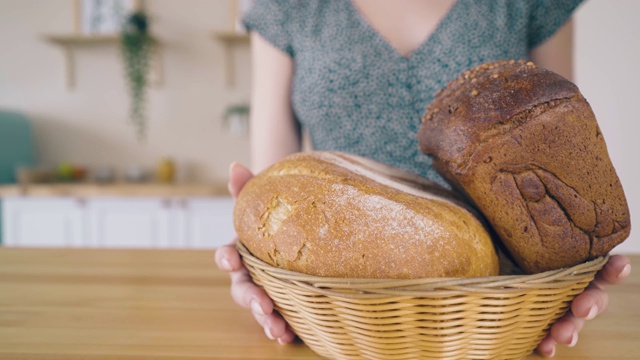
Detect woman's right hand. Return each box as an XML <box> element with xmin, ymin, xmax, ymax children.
<box><xmin>214</xmin><ymin>162</ymin><xmax>296</xmax><ymax>344</ymax></box>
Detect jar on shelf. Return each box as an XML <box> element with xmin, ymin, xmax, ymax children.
<box><xmin>155</xmin><ymin>157</ymin><xmax>175</xmax><ymax>183</ymax></box>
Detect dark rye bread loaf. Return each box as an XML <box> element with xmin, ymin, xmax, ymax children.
<box><xmin>234</xmin><ymin>151</ymin><xmax>499</xmax><ymax>279</ymax></box>
<box><xmin>418</xmin><ymin>60</ymin><xmax>631</xmax><ymax>274</ymax></box>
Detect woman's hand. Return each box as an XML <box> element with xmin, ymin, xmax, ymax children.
<box><xmin>536</xmin><ymin>255</ymin><xmax>632</xmax><ymax>357</ymax></box>
<box><xmin>214</xmin><ymin>162</ymin><xmax>296</xmax><ymax>344</ymax></box>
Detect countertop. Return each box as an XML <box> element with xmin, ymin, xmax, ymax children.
<box><xmin>0</xmin><ymin>248</ymin><xmax>638</xmax><ymax>360</ymax></box>
<box><xmin>0</xmin><ymin>182</ymin><xmax>229</xmax><ymax>197</ymax></box>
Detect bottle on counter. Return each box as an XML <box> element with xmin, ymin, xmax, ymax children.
<box><xmin>155</xmin><ymin>157</ymin><xmax>175</xmax><ymax>183</ymax></box>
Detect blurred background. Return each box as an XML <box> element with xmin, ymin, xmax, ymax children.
<box><xmin>1</xmin><ymin>0</ymin><xmax>251</xmax><ymax>181</ymax></box>
<box><xmin>0</xmin><ymin>0</ymin><xmax>638</xmax><ymax>253</ymax></box>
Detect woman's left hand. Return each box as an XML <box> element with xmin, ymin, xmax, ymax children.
<box><xmin>536</xmin><ymin>254</ymin><xmax>632</xmax><ymax>357</ymax></box>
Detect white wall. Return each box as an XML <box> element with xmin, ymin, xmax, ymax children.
<box><xmin>575</xmin><ymin>0</ymin><xmax>640</xmax><ymax>253</ymax></box>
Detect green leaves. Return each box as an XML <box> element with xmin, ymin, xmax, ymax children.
<box><xmin>121</xmin><ymin>11</ymin><xmax>153</xmax><ymax>142</ymax></box>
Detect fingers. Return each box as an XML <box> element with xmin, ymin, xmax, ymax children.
<box><xmin>566</xmin><ymin>255</ymin><xmax>626</xmax><ymax>321</ymax></box>
<box><xmin>215</xmin><ymin>241</ymin><xmax>274</xmax><ymax>328</ymax></box>
<box><xmin>570</xmin><ymin>283</ymin><xmax>610</xmax><ymax>320</ymax></box>
<box><xmin>549</xmin><ymin>312</ymin><xmax>585</xmax><ymax>347</ymax></box>
<box><xmin>217</xmin><ymin>241</ymin><xmax>274</xmax><ymax>319</ymax></box>
<box><xmin>537</xmin><ymin>310</ymin><xmax>587</xmax><ymax>357</ymax></box>
<box><xmin>215</xmin><ymin>228</ymin><xmax>294</xmax><ymax>344</ymax></box>
<box><xmin>536</xmin><ymin>335</ymin><xmax>557</xmax><ymax>358</ymax></box>
<box><xmin>214</xmin><ymin>242</ymin><xmax>243</xmax><ymax>272</ymax></box>
<box><xmin>537</xmin><ymin>255</ymin><xmax>630</xmax><ymax>357</ymax></box>
<box><xmin>230</xmin><ymin>268</ymin><xmax>274</xmax><ymax>314</ymax></box>
<box><xmin>276</xmin><ymin>324</ymin><xmax>297</xmax><ymax>344</ymax></box>
<box><xmin>230</xmin><ymin>269</ymin><xmax>295</xmax><ymax>344</ymax></box>
<box><xmin>594</xmin><ymin>254</ymin><xmax>631</xmax><ymax>287</ymax></box>
<box><xmin>228</xmin><ymin>162</ymin><xmax>254</xmax><ymax>199</ymax></box>
<box><xmin>253</xmin><ymin>311</ymin><xmax>296</xmax><ymax>343</ymax></box>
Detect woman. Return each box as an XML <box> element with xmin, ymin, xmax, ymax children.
<box><xmin>215</xmin><ymin>1</ymin><xmax>632</xmax><ymax>357</ymax></box>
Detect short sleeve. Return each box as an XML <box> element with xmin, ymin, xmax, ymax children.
<box><xmin>242</xmin><ymin>0</ymin><xmax>294</xmax><ymax>57</ymax></box>
<box><xmin>527</xmin><ymin>0</ymin><xmax>584</xmax><ymax>49</ymax></box>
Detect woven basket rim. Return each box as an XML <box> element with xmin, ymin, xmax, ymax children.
<box><xmin>237</xmin><ymin>242</ymin><xmax>608</xmax><ymax>297</ymax></box>
<box><xmin>237</xmin><ymin>242</ymin><xmax>607</xmax><ymax>359</ymax></box>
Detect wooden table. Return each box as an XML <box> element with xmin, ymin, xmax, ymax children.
<box><xmin>0</xmin><ymin>248</ymin><xmax>638</xmax><ymax>360</ymax></box>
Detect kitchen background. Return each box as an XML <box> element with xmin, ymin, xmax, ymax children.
<box><xmin>0</xmin><ymin>0</ymin><xmax>638</xmax><ymax>253</ymax></box>
<box><xmin>1</xmin><ymin>0</ymin><xmax>252</xmax><ymax>182</ymax></box>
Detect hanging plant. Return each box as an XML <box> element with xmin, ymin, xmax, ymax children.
<box><xmin>223</xmin><ymin>103</ymin><xmax>250</xmax><ymax>135</ymax></box>
<box><xmin>120</xmin><ymin>10</ymin><xmax>153</xmax><ymax>141</ymax></box>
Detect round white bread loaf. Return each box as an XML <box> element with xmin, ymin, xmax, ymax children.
<box><xmin>234</xmin><ymin>151</ymin><xmax>499</xmax><ymax>279</ymax></box>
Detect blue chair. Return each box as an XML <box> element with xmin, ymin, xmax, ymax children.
<box><xmin>0</xmin><ymin>110</ymin><xmax>35</xmax><ymax>244</ymax></box>
<box><xmin>0</xmin><ymin>110</ymin><xmax>34</xmax><ymax>183</ymax></box>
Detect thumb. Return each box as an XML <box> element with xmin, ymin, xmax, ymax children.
<box><xmin>228</xmin><ymin>162</ymin><xmax>254</xmax><ymax>199</ymax></box>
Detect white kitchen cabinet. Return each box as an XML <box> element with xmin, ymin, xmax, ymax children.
<box><xmin>2</xmin><ymin>198</ymin><xmax>86</xmax><ymax>247</ymax></box>
<box><xmin>175</xmin><ymin>197</ymin><xmax>235</xmax><ymax>249</ymax></box>
<box><xmin>85</xmin><ymin>198</ymin><xmax>173</xmax><ymax>248</ymax></box>
<box><xmin>1</xmin><ymin>196</ymin><xmax>235</xmax><ymax>249</ymax></box>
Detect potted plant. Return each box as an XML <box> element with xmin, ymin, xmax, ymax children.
<box><xmin>223</xmin><ymin>104</ymin><xmax>250</xmax><ymax>135</ymax></box>
<box><xmin>120</xmin><ymin>10</ymin><xmax>154</xmax><ymax>141</ymax></box>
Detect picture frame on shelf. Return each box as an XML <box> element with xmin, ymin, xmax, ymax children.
<box><xmin>74</xmin><ymin>0</ymin><xmax>142</xmax><ymax>35</ymax></box>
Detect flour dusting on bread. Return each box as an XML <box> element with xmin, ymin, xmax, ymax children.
<box><xmin>234</xmin><ymin>151</ymin><xmax>499</xmax><ymax>279</ymax></box>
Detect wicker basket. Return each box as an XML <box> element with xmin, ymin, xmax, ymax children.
<box><xmin>238</xmin><ymin>243</ymin><xmax>607</xmax><ymax>360</ymax></box>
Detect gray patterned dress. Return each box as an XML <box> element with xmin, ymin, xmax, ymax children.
<box><xmin>243</xmin><ymin>0</ymin><xmax>583</xmax><ymax>187</ymax></box>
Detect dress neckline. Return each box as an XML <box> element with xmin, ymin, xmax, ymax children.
<box><xmin>346</xmin><ymin>0</ymin><xmax>459</xmax><ymax>61</ymax></box>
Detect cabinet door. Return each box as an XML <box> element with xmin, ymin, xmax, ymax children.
<box><xmin>2</xmin><ymin>197</ymin><xmax>85</xmax><ymax>247</ymax></box>
<box><xmin>86</xmin><ymin>198</ymin><xmax>172</xmax><ymax>248</ymax></box>
<box><xmin>176</xmin><ymin>197</ymin><xmax>235</xmax><ymax>249</ymax></box>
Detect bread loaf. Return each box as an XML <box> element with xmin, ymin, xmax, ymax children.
<box><xmin>234</xmin><ymin>151</ymin><xmax>499</xmax><ymax>279</ymax></box>
<box><xmin>418</xmin><ymin>60</ymin><xmax>631</xmax><ymax>274</ymax></box>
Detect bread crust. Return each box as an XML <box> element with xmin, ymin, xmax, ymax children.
<box><xmin>418</xmin><ymin>60</ymin><xmax>631</xmax><ymax>273</ymax></box>
<box><xmin>234</xmin><ymin>151</ymin><xmax>499</xmax><ymax>279</ymax></box>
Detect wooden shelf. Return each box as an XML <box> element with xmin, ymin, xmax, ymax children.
<box><xmin>42</xmin><ymin>33</ymin><xmax>163</xmax><ymax>89</ymax></box>
<box><xmin>211</xmin><ymin>31</ymin><xmax>250</xmax><ymax>43</ymax></box>
<box><xmin>211</xmin><ymin>31</ymin><xmax>250</xmax><ymax>86</ymax></box>
<box><xmin>43</xmin><ymin>34</ymin><xmax>122</xmax><ymax>45</ymax></box>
